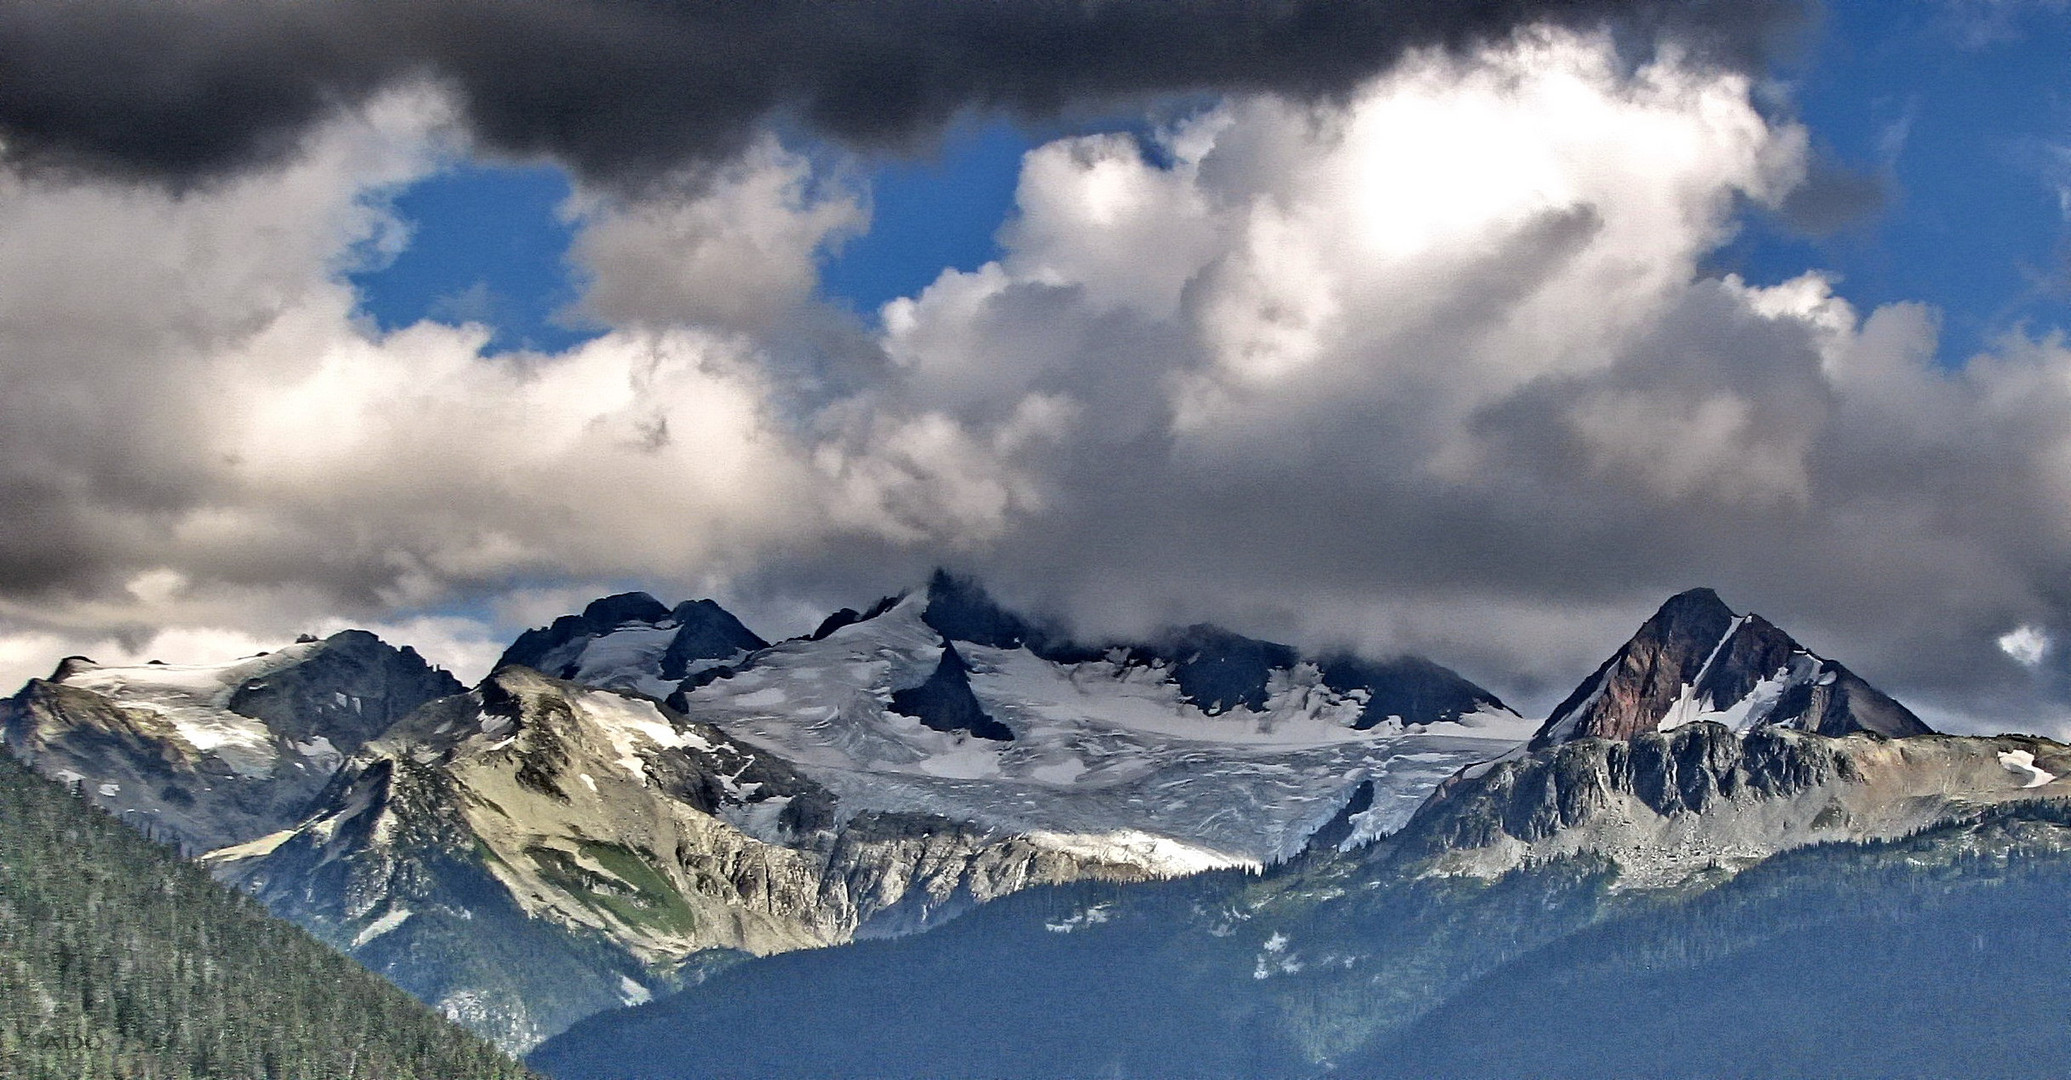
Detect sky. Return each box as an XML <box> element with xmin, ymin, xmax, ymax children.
<box><xmin>2</xmin><ymin>0</ymin><xmax>2071</xmax><ymax>733</ymax></box>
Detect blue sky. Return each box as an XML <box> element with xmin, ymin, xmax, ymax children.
<box><xmin>1720</xmin><ymin>0</ymin><xmax>2071</xmax><ymax>359</ymax></box>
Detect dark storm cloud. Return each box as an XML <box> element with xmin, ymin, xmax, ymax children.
<box><xmin>0</xmin><ymin>0</ymin><xmax>1801</xmax><ymax>185</ymax></box>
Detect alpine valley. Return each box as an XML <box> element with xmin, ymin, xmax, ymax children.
<box><xmin>7</xmin><ymin>576</ymin><xmax>2069</xmax><ymax>1078</ymax></box>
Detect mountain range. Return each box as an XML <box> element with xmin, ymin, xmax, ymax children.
<box><xmin>533</xmin><ymin>588</ymin><xmax>2071</xmax><ymax>1079</ymax></box>
<box><xmin>1</xmin><ymin>571</ymin><xmax>1526</xmax><ymax>1049</ymax></box>
<box><xmin>4</xmin><ymin>574</ymin><xmax>2065</xmax><ymax>1071</ymax></box>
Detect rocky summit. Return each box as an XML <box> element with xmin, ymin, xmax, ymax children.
<box><xmin>1384</xmin><ymin>588</ymin><xmax>2041</xmax><ymax>886</ymax></box>
<box><xmin>1531</xmin><ymin>587</ymin><xmax>1930</xmax><ymax>750</ymax></box>
<box><xmin>208</xmin><ymin>665</ymin><xmax>1155</xmax><ymax>1051</ymax></box>
<box><xmin>1394</xmin><ymin>722</ymin><xmax>2068</xmax><ymax>885</ymax></box>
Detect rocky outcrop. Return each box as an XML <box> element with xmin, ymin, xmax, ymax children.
<box><xmin>658</xmin><ymin>599</ymin><xmax>769</xmax><ymax>679</ymax></box>
<box><xmin>497</xmin><ymin>592</ymin><xmax>768</xmax><ymax>689</ymax></box>
<box><xmin>887</xmin><ymin>644</ymin><xmax>1013</xmax><ymax>741</ymax></box>
<box><xmin>1317</xmin><ymin>654</ymin><xmax>1511</xmax><ymax>730</ymax></box>
<box><xmin>0</xmin><ymin>631</ymin><xmax>460</xmax><ymax>852</ymax></box>
<box><xmin>1532</xmin><ymin>588</ymin><xmax>1929</xmax><ymax>749</ymax></box>
<box><xmin>228</xmin><ymin>629</ymin><xmax>463</xmax><ymax>750</ymax></box>
<box><xmin>1355</xmin><ymin>589</ymin><xmax>2022</xmax><ymax>886</ymax></box>
<box><xmin>1392</xmin><ymin>723</ymin><xmax>2071</xmax><ymax>885</ymax></box>
<box><xmin>499</xmin><ymin>593</ymin><xmax>672</xmax><ymax>674</ymax></box>
<box><xmin>805</xmin><ymin>594</ymin><xmax>903</xmax><ymax>641</ymax></box>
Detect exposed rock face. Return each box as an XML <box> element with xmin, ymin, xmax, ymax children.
<box><xmin>919</xmin><ymin>569</ymin><xmax>1097</xmax><ymax>661</ymax></box>
<box><xmin>1393</xmin><ymin>723</ymin><xmax>2071</xmax><ymax>885</ymax></box>
<box><xmin>7</xmin><ymin>575</ymin><xmax>1530</xmax><ymax>1052</ymax></box>
<box><xmin>1317</xmin><ymin>653</ymin><xmax>1511</xmax><ymax>731</ymax></box>
<box><xmin>0</xmin><ymin>631</ymin><xmax>460</xmax><ymax>852</ymax></box>
<box><xmin>227</xmin><ymin>629</ymin><xmax>466</xmax><ymax>750</ymax></box>
<box><xmin>1378</xmin><ymin>588</ymin><xmax>2024</xmax><ymax>886</ymax></box>
<box><xmin>1137</xmin><ymin>624</ymin><xmax>1302</xmax><ymax>715</ymax></box>
<box><xmin>806</xmin><ymin>594</ymin><xmax>903</xmax><ymax>642</ymax></box>
<box><xmin>887</xmin><ymin>644</ymin><xmax>1013</xmax><ymax>742</ymax></box>
<box><xmin>1532</xmin><ymin>588</ymin><xmax>1930</xmax><ymax>750</ymax></box>
<box><xmin>210</xmin><ymin>667</ymin><xmax>1160</xmax><ymax>1051</ymax></box>
<box><xmin>658</xmin><ymin>599</ymin><xmax>768</xmax><ymax>679</ymax></box>
<box><xmin>500</xmin><ymin>592</ymin><xmax>673</xmax><ymax>673</ymax></box>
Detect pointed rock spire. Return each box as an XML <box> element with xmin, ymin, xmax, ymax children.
<box><xmin>888</xmin><ymin>643</ymin><xmax>1013</xmax><ymax>742</ymax></box>
<box><xmin>1532</xmin><ymin>588</ymin><xmax>1930</xmax><ymax>750</ymax></box>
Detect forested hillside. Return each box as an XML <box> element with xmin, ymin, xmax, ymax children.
<box><xmin>0</xmin><ymin>752</ymin><xmax>537</xmax><ymax>1080</ymax></box>
<box><xmin>533</xmin><ymin>801</ymin><xmax>2071</xmax><ymax>1079</ymax></box>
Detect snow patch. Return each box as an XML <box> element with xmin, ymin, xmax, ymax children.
<box><xmin>200</xmin><ymin>828</ymin><xmax>298</xmax><ymax>863</ymax></box>
<box><xmin>1023</xmin><ymin>829</ymin><xmax>1256</xmax><ymax>876</ymax></box>
<box><xmin>1044</xmin><ymin>903</ymin><xmax>1115</xmax><ymax>933</ymax></box>
<box><xmin>1999</xmin><ymin>749</ymin><xmax>2056</xmax><ymax>789</ymax></box>
<box><xmin>574</xmin><ymin>691</ymin><xmax>694</xmax><ymax>780</ymax></box>
<box><xmin>1659</xmin><ymin>654</ymin><xmax>1816</xmax><ymax>734</ymax></box>
<box><xmin>351</xmin><ymin>908</ymin><xmax>413</xmax><ymax>948</ymax></box>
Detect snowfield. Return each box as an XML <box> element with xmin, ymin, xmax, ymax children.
<box><xmin>678</xmin><ymin>593</ymin><xmax>1537</xmax><ymax>864</ymax></box>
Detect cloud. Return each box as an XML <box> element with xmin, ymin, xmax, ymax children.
<box><xmin>0</xmin><ymin>0</ymin><xmax>1801</xmax><ymax>187</ymax></box>
<box><xmin>831</xmin><ymin>28</ymin><xmax>2071</xmax><ymax>732</ymax></box>
<box><xmin>0</xmin><ymin>85</ymin><xmax>1082</xmax><ymax>682</ymax></box>
<box><xmin>10</xmin><ymin>24</ymin><xmax>2071</xmax><ymax>741</ymax></box>
<box><xmin>1772</xmin><ymin>152</ymin><xmax>1885</xmax><ymax>235</ymax></box>
<box><xmin>2000</xmin><ymin>625</ymin><xmax>2051</xmax><ymax>667</ymax></box>
<box><xmin>566</xmin><ymin>138</ymin><xmax>868</xmax><ymax>334</ymax></box>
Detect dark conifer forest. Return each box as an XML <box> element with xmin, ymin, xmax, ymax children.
<box><xmin>0</xmin><ymin>753</ymin><xmax>536</xmax><ymax>1080</ymax></box>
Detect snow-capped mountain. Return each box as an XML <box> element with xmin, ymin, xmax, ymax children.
<box><xmin>667</xmin><ymin>575</ymin><xmax>1535</xmax><ymax>865</ymax></box>
<box><xmin>197</xmin><ymin>572</ymin><xmax>1533</xmax><ymax>1049</ymax></box>
<box><xmin>0</xmin><ymin>630</ymin><xmax>460</xmax><ymax>852</ymax></box>
<box><xmin>210</xmin><ymin>665</ymin><xmax>1160</xmax><ymax>1050</ymax></box>
<box><xmin>495</xmin><ymin>592</ymin><xmax>767</xmax><ymax>699</ymax></box>
<box><xmin>1532</xmin><ymin>587</ymin><xmax>1931</xmax><ymax>749</ymax></box>
<box><xmin>1381</xmin><ymin>588</ymin><xmax>2053</xmax><ymax>885</ymax></box>
<box><xmin>523</xmin><ymin>591</ymin><xmax>2071</xmax><ymax>1080</ymax></box>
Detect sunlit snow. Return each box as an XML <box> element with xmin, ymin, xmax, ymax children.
<box><xmin>58</xmin><ymin>643</ymin><xmax>331</xmax><ymax>777</ymax></box>
<box><xmin>677</xmin><ymin>592</ymin><xmax>1535</xmax><ymax>863</ymax></box>
<box><xmin>1998</xmin><ymin>749</ymin><xmax>2056</xmax><ymax>789</ymax></box>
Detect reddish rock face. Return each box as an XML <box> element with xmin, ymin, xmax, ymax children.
<box><xmin>1531</xmin><ymin>588</ymin><xmax>1930</xmax><ymax>750</ymax></box>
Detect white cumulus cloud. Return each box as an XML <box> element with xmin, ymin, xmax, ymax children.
<box><xmin>9</xmin><ymin>29</ymin><xmax>2071</xmax><ymax>737</ymax></box>
<box><xmin>1999</xmin><ymin>625</ymin><xmax>2051</xmax><ymax>668</ymax></box>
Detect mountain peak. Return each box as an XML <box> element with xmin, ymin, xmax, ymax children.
<box><xmin>497</xmin><ymin>592</ymin><xmax>766</xmax><ymax>691</ymax></box>
<box><xmin>921</xmin><ymin>569</ymin><xmax>1036</xmax><ymax>649</ymax></box>
<box><xmin>1656</xmin><ymin>585</ymin><xmax>1733</xmax><ymax>621</ymax></box>
<box><xmin>580</xmin><ymin>591</ymin><xmax>672</xmax><ymax>627</ymax></box>
<box><xmin>1532</xmin><ymin>589</ymin><xmax>1930</xmax><ymax>749</ymax></box>
<box><xmin>887</xmin><ymin>642</ymin><xmax>1013</xmax><ymax>742</ymax></box>
<box><xmin>805</xmin><ymin>592</ymin><xmax>905</xmax><ymax>641</ymax></box>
